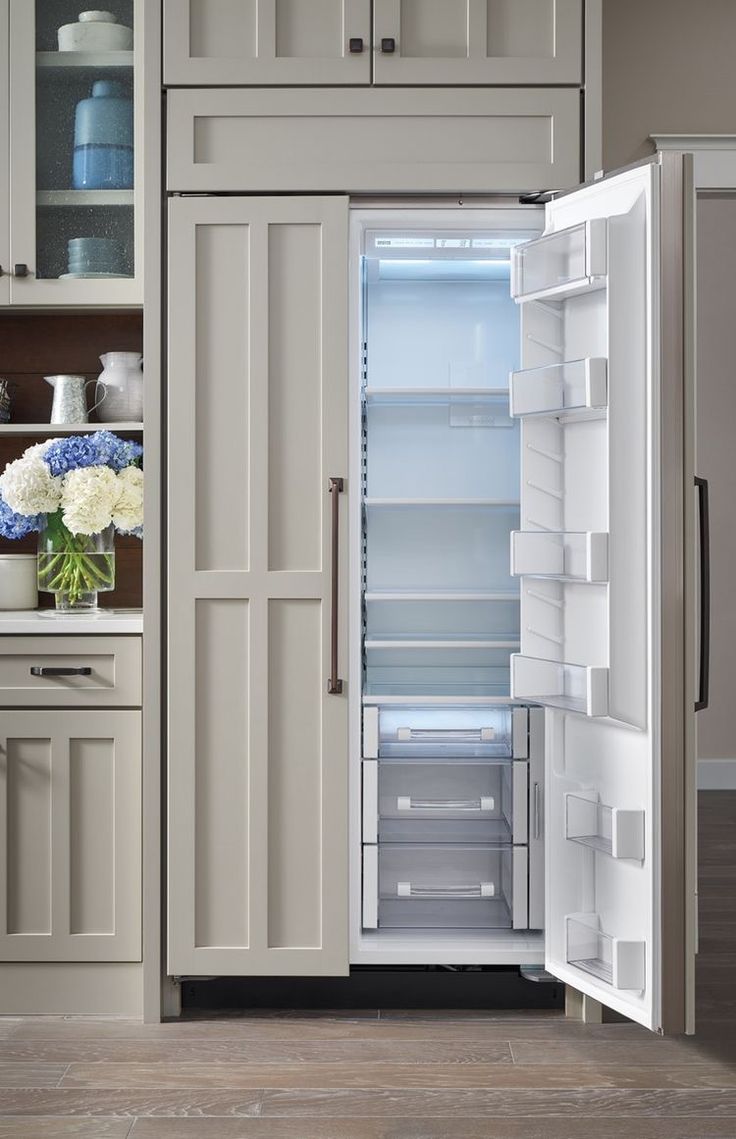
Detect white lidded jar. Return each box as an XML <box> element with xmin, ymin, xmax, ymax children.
<box><xmin>0</xmin><ymin>555</ymin><xmax>38</xmax><ymax>610</ymax></box>
<box><xmin>95</xmin><ymin>352</ymin><xmax>143</xmax><ymax>422</ymax></box>
<box><xmin>58</xmin><ymin>11</ymin><xmax>134</xmax><ymax>52</ymax></box>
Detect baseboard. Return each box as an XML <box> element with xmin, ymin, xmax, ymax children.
<box><xmin>699</xmin><ymin>758</ymin><xmax>736</xmax><ymax>790</ymax></box>
<box><xmin>0</xmin><ymin>963</ymin><xmax>143</xmax><ymax>1017</ymax></box>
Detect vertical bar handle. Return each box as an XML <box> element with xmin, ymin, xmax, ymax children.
<box><xmin>328</xmin><ymin>477</ymin><xmax>344</xmax><ymax>695</ymax></box>
<box><xmin>533</xmin><ymin>782</ymin><xmax>542</xmax><ymax>840</ymax></box>
<box><xmin>695</xmin><ymin>476</ymin><xmax>710</xmax><ymax>711</ymax></box>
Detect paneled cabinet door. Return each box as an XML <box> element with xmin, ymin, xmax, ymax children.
<box><xmin>167</xmin><ymin>195</ymin><xmax>349</xmax><ymax>976</ymax></box>
<box><xmin>0</xmin><ymin>711</ymin><xmax>141</xmax><ymax>962</ymax></box>
<box><xmin>164</xmin><ymin>0</ymin><xmax>371</xmax><ymax>85</ymax></box>
<box><xmin>374</xmin><ymin>0</ymin><xmax>582</xmax><ymax>85</ymax></box>
<box><xmin>7</xmin><ymin>0</ymin><xmax>143</xmax><ymax>306</ymax></box>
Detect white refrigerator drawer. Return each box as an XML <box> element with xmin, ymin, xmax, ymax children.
<box><xmin>364</xmin><ymin>704</ymin><xmax>515</xmax><ymax>759</ymax></box>
<box><xmin>362</xmin><ymin>759</ymin><xmax>528</xmax><ymax>845</ymax></box>
<box><xmin>362</xmin><ymin>844</ymin><xmax>528</xmax><ymax>931</ymax></box>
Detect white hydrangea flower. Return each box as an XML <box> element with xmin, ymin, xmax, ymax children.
<box><xmin>112</xmin><ymin>466</ymin><xmax>143</xmax><ymax>533</ymax></box>
<box><xmin>61</xmin><ymin>466</ymin><xmax>119</xmax><ymax>535</ymax></box>
<box><xmin>0</xmin><ymin>454</ymin><xmax>62</xmax><ymax>515</ymax></box>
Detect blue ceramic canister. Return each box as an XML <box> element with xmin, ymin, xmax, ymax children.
<box><xmin>72</xmin><ymin>79</ymin><xmax>133</xmax><ymax>190</ymax></box>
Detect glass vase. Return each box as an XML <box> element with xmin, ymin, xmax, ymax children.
<box><xmin>37</xmin><ymin>515</ymin><xmax>115</xmax><ymax>611</ymax></box>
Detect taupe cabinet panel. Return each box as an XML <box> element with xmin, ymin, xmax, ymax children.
<box><xmin>0</xmin><ymin>710</ymin><xmax>141</xmax><ymax>962</ymax></box>
<box><xmin>0</xmin><ymin>0</ymin><xmax>9</xmax><ymax>304</ymax></box>
<box><xmin>373</xmin><ymin>0</ymin><xmax>582</xmax><ymax>84</ymax></box>
<box><xmin>167</xmin><ymin>195</ymin><xmax>349</xmax><ymax>976</ymax></box>
<box><xmin>167</xmin><ymin>88</ymin><xmax>581</xmax><ymax>193</ymax></box>
<box><xmin>163</xmin><ymin>0</ymin><xmax>581</xmax><ymax>86</ymax></box>
<box><xmin>164</xmin><ymin>0</ymin><xmax>371</xmax><ymax>85</ymax></box>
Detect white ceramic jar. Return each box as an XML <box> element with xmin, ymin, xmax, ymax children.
<box><xmin>0</xmin><ymin>555</ymin><xmax>37</xmax><ymax>610</ymax></box>
<box><xmin>58</xmin><ymin>11</ymin><xmax>134</xmax><ymax>53</ymax></box>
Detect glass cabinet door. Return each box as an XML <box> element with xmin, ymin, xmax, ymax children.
<box><xmin>8</xmin><ymin>0</ymin><xmax>142</xmax><ymax>305</ymax></box>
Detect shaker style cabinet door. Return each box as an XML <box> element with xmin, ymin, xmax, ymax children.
<box><xmin>167</xmin><ymin>195</ymin><xmax>349</xmax><ymax>977</ymax></box>
<box><xmin>163</xmin><ymin>0</ymin><xmax>371</xmax><ymax>85</ymax></box>
<box><xmin>374</xmin><ymin>0</ymin><xmax>582</xmax><ymax>85</ymax></box>
<box><xmin>0</xmin><ymin>711</ymin><xmax>142</xmax><ymax>962</ymax></box>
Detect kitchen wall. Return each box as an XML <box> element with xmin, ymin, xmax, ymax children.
<box><xmin>602</xmin><ymin>0</ymin><xmax>736</xmax><ymax>170</ymax></box>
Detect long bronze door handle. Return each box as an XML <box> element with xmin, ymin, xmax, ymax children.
<box><xmin>695</xmin><ymin>475</ymin><xmax>710</xmax><ymax>711</ymax></box>
<box><xmin>328</xmin><ymin>477</ymin><xmax>344</xmax><ymax>695</ymax></box>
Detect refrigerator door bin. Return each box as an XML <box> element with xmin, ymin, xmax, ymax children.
<box><xmin>565</xmin><ymin>792</ymin><xmax>645</xmax><ymax>860</ymax></box>
<box><xmin>371</xmin><ymin>705</ymin><xmax>514</xmax><ymax>759</ymax></box>
<box><xmin>511</xmin><ymin>219</ymin><xmax>608</xmax><ymax>302</ymax></box>
<box><xmin>362</xmin><ymin>759</ymin><xmax>528</xmax><ymax>844</ymax></box>
<box><xmin>511</xmin><ymin>531</ymin><xmax>609</xmax><ymax>582</ymax></box>
<box><xmin>511</xmin><ymin>655</ymin><xmax>609</xmax><ymax>717</ymax></box>
<box><xmin>566</xmin><ymin>914</ymin><xmax>646</xmax><ymax>991</ymax></box>
<box><xmin>510</xmin><ymin>358</ymin><xmax>608</xmax><ymax>420</ymax></box>
<box><xmin>364</xmin><ymin>844</ymin><xmax>527</xmax><ymax>930</ymax></box>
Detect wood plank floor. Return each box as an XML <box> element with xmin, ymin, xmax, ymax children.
<box><xmin>0</xmin><ymin>791</ymin><xmax>732</xmax><ymax>1138</ymax></box>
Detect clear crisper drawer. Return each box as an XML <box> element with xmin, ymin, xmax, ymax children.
<box><xmin>377</xmin><ymin>705</ymin><xmax>513</xmax><ymax>758</ymax></box>
<box><xmin>377</xmin><ymin>844</ymin><xmax>514</xmax><ymax>929</ymax></box>
<box><xmin>377</xmin><ymin>762</ymin><xmax>514</xmax><ymax>844</ymax></box>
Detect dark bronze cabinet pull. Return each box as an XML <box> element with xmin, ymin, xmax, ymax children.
<box><xmin>380</xmin><ymin>37</ymin><xmax>396</xmax><ymax>53</ymax></box>
<box><xmin>349</xmin><ymin>37</ymin><xmax>364</xmax><ymax>53</ymax></box>
<box><xmin>695</xmin><ymin>475</ymin><xmax>710</xmax><ymax>711</ymax></box>
<box><xmin>30</xmin><ymin>666</ymin><xmax>92</xmax><ymax>677</ymax></box>
<box><xmin>328</xmin><ymin>477</ymin><xmax>344</xmax><ymax>695</ymax></box>
<box><xmin>13</xmin><ymin>264</ymin><xmax>29</xmax><ymax>278</ymax></box>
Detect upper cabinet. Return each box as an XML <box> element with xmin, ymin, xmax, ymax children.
<box><xmin>373</xmin><ymin>0</ymin><xmax>582</xmax><ymax>85</ymax></box>
<box><xmin>163</xmin><ymin>0</ymin><xmax>582</xmax><ymax>87</ymax></box>
<box><xmin>164</xmin><ymin>0</ymin><xmax>372</xmax><ymax>85</ymax></box>
<box><xmin>4</xmin><ymin>1</ymin><xmax>144</xmax><ymax>306</ymax></box>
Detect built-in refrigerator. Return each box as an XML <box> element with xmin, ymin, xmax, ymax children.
<box><xmin>349</xmin><ymin>157</ymin><xmax>700</xmax><ymax>1033</ymax></box>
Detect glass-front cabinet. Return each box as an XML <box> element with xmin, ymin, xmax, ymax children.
<box><xmin>6</xmin><ymin>1</ymin><xmax>142</xmax><ymax>304</ymax></box>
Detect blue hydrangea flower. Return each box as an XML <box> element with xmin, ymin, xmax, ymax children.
<box><xmin>44</xmin><ymin>431</ymin><xmax>143</xmax><ymax>476</ymax></box>
<box><xmin>0</xmin><ymin>497</ymin><xmax>43</xmax><ymax>539</ymax></box>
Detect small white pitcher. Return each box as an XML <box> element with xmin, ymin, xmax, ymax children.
<box><xmin>45</xmin><ymin>374</ymin><xmax>105</xmax><ymax>425</ymax></box>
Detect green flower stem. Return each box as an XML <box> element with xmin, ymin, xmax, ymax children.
<box><xmin>38</xmin><ymin>513</ymin><xmax>115</xmax><ymax>606</ymax></box>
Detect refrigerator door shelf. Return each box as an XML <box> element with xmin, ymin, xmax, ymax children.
<box><xmin>511</xmin><ymin>531</ymin><xmax>609</xmax><ymax>583</ymax></box>
<box><xmin>511</xmin><ymin>219</ymin><xmax>608</xmax><ymax>303</ymax></box>
<box><xmin>510</xmin><ymin>358</ymin><xmax>608</xmax><ymax>420</ymax></box>
<box><xmin>566</xmin><ymin>914</ymin><xmax>646</xmax><ymax>991</ymax></box>
<box><xmin>511</xmin><ymin>655</ymin><xmax>609</xmax><ymax>718</ymax></box>
<box><xmin>565</xmin><ymin>792</ymin><xmax>645</xmax><ymax>861</ymax></box>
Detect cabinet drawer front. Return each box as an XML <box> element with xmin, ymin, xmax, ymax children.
<box><xmin>0</xmin><ymin>637</ymin><xmax>141</xmax><ymax>707</ymax></box>
<box><xmin>167</xmin><ymin>88</ymin><xmax>580</xmax><ymax>194</ymax></box>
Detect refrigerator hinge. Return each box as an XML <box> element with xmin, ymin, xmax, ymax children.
<box><xmin>519</xmin><ymin>966</ymin><xmax>558</xmax><ymax>984</ymax></box>
<box><xmin>518</xmin><ymin>191</ymin><xmax>557</xmax><ymax>205</ymax></box>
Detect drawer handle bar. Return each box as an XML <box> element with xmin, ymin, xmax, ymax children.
<box><xmin>397</xmin><ymin>881</ymin><xmax>495</xmax><ymax>899</ymax></box>
<box><xmin>397</xmin><ymin>796</ymin><xmax>495</xmax><ymax>812</ymax></box>
<box><xmin>397</xmin><ymin>727</ymin><xmax>495</xmax><ymax>742</ymax></box>
<box><xmin>30</xmin><ymin>666</ymin><xmax>92</xmax><ymax>677</ymax></box>
<box><xmin>327</xmin><ymin>476</ymin><xmax>345</xmax><ymax>695</ymax></box>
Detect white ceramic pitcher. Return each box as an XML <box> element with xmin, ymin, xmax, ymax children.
<box><xmin>95</xmin><ymin>352</ymin><xmax>143</xmax><ymax>422</ymax></box>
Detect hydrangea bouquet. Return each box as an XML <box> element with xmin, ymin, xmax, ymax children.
<box><xmin>0</xmin><ymin>432</ymin><xmax>143</xmax><ymax>610</ymax></box>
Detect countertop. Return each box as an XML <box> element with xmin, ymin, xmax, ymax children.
<box><xmin>0</xmin><ymin>609</ymin><xmax>143</xmax><ymax>634</ymax></box>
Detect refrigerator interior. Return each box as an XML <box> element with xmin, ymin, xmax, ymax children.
<box><xmin>351</xmin><ymin>210</ymin><xmax>546</xmax><ymax>965</ymax></box>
